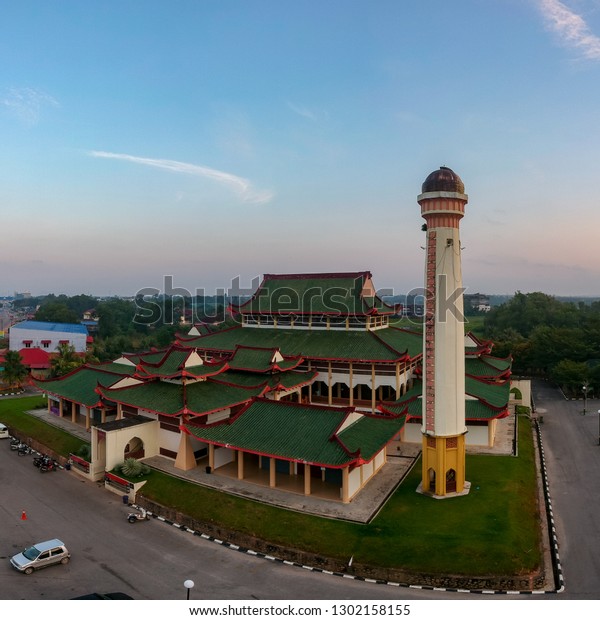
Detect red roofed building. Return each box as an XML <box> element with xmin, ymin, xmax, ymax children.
<box><xmin>18</xmin><ymin>347</ymin><xmax>51</xmax><ymax>372</ymax></box>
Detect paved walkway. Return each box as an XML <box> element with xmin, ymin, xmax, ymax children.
<box><xmin>22</xmin><ymin>404</ymin><xmax>516</xmax><ymax>523</ymax></box>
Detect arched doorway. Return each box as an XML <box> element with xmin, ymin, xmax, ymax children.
<box><xmin>428</xmin><ymin>467</ymin><xmax>436</xmax><ymax>493</ymax></box>
<box><xmin>446</xmin><ymin>468</ymin><xmax>456</xmax><ymax>493</ymax></box>
<box><xmin>124</xmin><ymin>436</ymin><xmax>145</xmax><ymax>460</ymax></box>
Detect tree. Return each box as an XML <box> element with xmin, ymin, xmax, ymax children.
<box><xmin>35</xmin><ymin>301</ymin><xmax>79</xmax><ymax>324</ymax></box>
<box><xmin>51</xmin><ymin>343</ymin><xmax>83</xmax><ymax>378</ymax></box>
<box><xmin>1</xmin><ymin>350</ymin><xmax>28</xmax><ymax>388</ymax></box>
<box><xmin>549</xmin><ymin>360</ymin><xmax>589</xmax><ymax>398</ymax></box>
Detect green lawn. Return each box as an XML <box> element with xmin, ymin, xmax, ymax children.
<box><xmin>0</xmin><ymin>395</ymin><xmax>89</xmax><ymax>457</ymax></box>
<box><xmin>0</xmin><ymin>396</ymin><xmax>540</xmax><ymax>576</ymax></box>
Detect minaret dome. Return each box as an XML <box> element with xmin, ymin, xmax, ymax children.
<box><xmin>422</xmin><ymin>166</ymin><xmax>465</xmax><ymax>194</ymax></box>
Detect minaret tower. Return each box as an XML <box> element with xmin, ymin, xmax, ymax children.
<box><xmin>418</xmin><ymin>166</ymin><xmax>469</xmax><ymax>497</ymax></box>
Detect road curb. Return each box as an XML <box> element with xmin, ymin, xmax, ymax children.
<box><xmin>535</xmin><ymin>419</ymin><xmax>565</xmax><ymax>594</ymax></box>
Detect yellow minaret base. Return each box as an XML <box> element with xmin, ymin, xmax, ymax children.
<box><xmin>421</xmin><ymin>433</ymin><xmax>468</xmax><ymax>497</ymax></box>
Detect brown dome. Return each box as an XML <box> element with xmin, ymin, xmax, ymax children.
<box><xmin>422</xmin><ymin>166</ymin><xmax>465</xmax><ymax>194</ymax></box>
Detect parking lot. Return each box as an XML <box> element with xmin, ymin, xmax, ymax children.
<box><xmin>0</xmin><ymin>437</ymin><xmax>429</xmax><ymax>601</ymax></box>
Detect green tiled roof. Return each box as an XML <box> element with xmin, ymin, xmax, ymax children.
<box><xmin>213</xmin><ymin>369</ymin><xmax>316</xmax><ymax>391</ymax></box>
<box><xmin>236</xmin><ymin>272</ymin><xmax>393</xmax><ymax>316</ymax></box>
<box><xmin>480</xmin><ymin>355</ymin><xmax>512</xmax><ymax>372</ymax></box>
<box><xmin>338</xmin><ymin>413</ymin><xmax>406</xmax><ymax>461</ymax></box>
<box><xmin>98</xmin><ymin>379</ymin><xmax>263</xmax><ymax>417</ymax></box>
<box><xmin>36</xmin><ymin>366</ymin><xmax>128</xmax><ymax>407</ymax></box>
<box><xmin>184</xmin><ymin>399</ymin><xmax>404</xmax><ymax>467</ymax></box>
<box><xmin>228</xmin><ymin>346</ymin><xmax>300</xmax><ymax>373</ymax></box>
<box><xmin>380</xmin><ymin>375</ymin><xmax>510</xmax><ymax>420</ymax></box>
<box><xmin>183</xmin><ymin>326</ymin><xmax>414</xmax><ymax>362</ymax></box>
<box><xmin>135</xmin><ymin>346</ymin><xmax>226</xmax><ymax>379</ymax></box>
<box><xmin>465</xmin><ymin>376</ymin><xmax>511</xmax><ymax>409</ymax></box>
<box><xmin>465</xmin><ymin>356</ymin><xmax>511</xmax><ymax>378</ymax></box>
<box><xmin>87</xmin><ymin>362</ymin><xmax>138</xmax><ymax>375</ymax></box>
<box><xmin>371</xmin><ymin>327</ymin><xmax>423</xmax><ymax>358</ymax></box>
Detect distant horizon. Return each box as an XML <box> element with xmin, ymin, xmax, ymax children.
<box><xmin>4</xmin><ymin>287</ymin><xmax>600</xmax><ymax>302</ymax></box>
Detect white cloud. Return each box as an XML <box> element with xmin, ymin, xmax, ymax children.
<box><xmin>88</xmin><ymin>151</ymin><xmax>274</xmax><ymax>204</ymax></box>
<box><xmin>1</xmin><ymin>87</ymin><xmax>59</xmax><ymax>125</ymax></box>
<box><xmin>536</xmin><ymin>0</ymin><xmax>600</xmax><ymax>60</ymax></box>
<box><xmin>286</xmin><ymin>100</ymin><xmax>318</xmax><ymax>121</ymax></box>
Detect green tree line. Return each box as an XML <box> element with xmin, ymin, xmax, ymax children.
<box><xmin>484</xmin><ymin>292</ymin><xmax>600</xmax><ymax>397</ymax></box>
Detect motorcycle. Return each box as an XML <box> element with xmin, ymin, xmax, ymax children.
<box><xmin>17</xmin><ymin>444</ymin><xmax>31</xmax><ymax>456</ymax></box>
<box><xmin>40</xmin><ymin>459</ymin><xmax>59</xmax><ymax>472</ymax></box>
<box><xmin>10</xmin><ymin>438</ymin><xmax>20</xmax><ymax>450</ymax></box>
<box><xmin>127</xmin><ymin>507</ymin><xmax>149</xmax><ymax>523</ymax></box>
<box><xmin>33</xmin><ymin>454</ymin><xmax>51</xmax><ymax>468</ymax></box>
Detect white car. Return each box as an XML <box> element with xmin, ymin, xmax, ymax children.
<box><xmin>10</xmin><ymin>539</ymin><xmax>70</xmax><ymax>574</ymax></box>
<box><xmin>0</xmin><ymin>423</ymin><xmax>8</xmax><ymax>439</ymax></box>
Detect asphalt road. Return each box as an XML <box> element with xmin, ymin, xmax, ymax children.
<box><xmin>534</xmin><ymin>379</ymin><xmax>600</xmax><ymax>599</ymax></box>
<box><xmin>0</xmin><ymin>439</ymin><xmax>453</xmax><ymax>601</ymax></box>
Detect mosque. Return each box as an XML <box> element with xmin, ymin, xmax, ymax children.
<box><xmin>33</xmin><ymin>168</ymin><xmax>514</xmax><ymax>505</ymax></box>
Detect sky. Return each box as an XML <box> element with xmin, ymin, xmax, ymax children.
<box><xmin>1</xmin><ymin>0</ymin><xmax>600</xmax><ymax>298</ymax></box>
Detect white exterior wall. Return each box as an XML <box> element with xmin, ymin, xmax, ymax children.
<box><xmin>466</xmin><ymin>425</ymin><xmax>489</xmax><ymax>447</ymax></box>
<box><xmin>9</xmin><ymin>325</ymin><xmax>87</xmax><ymax>353</ymax></box>
<box><xmin>100</xmin><ymin>420</ymin><xmax>160</xmax><ymax>472</ymax></box>
<box><xmin>315</xmin><ymin>369</ymin><xmax>402</xmax><ymax>391</ymax></box>
<box><xmin>158</xmin><ymin>427</ymin><xmax>181</xmax><ymax>456</ymax></box>
<box><xmin>214</xmin><ymin>447</ymin><xmax>235</xmax><ymax>468</ymax></box>
<box><xmin>423</xmin><ymin>225</ymin><xmax>466</xmax><ymax>437</ymax></box>
<box><xmin>361</xmin><ymin>459</ymin><xmax>374</xmax><ymax>481</ymax></box>
<box><xmin>348</xmin><ymin>466</ymin><xmax>361</xmax><ymax>499</ymax></box>
<box><xmin>404</xmin><ymin>421</ymin><xmax>423</xmax><ymax>443</ymax></box>
<box><xmin>511</xmin><ymin>379</ymin><xmax>532</xmax><ymax>408</ymax></box>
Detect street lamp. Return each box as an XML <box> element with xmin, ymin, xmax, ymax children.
<box><xmin>184</xmin><ymin>579</ymin><xmax>195</xmax><ymax>600</ymax></box>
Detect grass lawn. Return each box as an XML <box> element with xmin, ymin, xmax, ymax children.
<box><xmin>0</xmin><ymin>395</ymin><xmax>89</xmax><ymax>457</ymax></box>
<box><xmin>0</xmin><ymin>395</ymin><xmax>540</xmax><ymax>577</ymax></box>
<box><xmin>141</xmin><ymin>417</ymin><xmax>540</xmax><ymax>576</ymax></box>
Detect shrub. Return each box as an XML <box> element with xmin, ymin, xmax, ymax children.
<box><xmin>120</xmin><ymin>458</ymin><xmax>143</xmax><ymax>477</ymax></box>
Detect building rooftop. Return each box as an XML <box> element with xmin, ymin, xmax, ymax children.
<box><xmin>11</xmin><ymin>320</ymin><xmax>88</xmax><ymax>334</ymax></box>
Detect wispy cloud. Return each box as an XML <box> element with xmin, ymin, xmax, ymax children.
<box><xmin>88</xmin><ymin>151</ymin><xmax>274</xmax><ymax>204</ymax></box>
<box><xmin>1</xmin><ymin>87</ymin><xmax>59</xmax><ymax>126</ymax></box>
<box><xmin>536</xmin><ymin>0</ymin><xmax>600</xmax><ymax>60</ymax></box>
<box><xmin>286</xmin><ymin>100</ymin><xmax>318</xmax><ymax>121</ymax></box>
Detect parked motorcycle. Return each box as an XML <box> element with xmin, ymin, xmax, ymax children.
<box><xmin>40</xmin><ymin>459</ymin><xmax>59</xmax><ymax>472</ymax></box>
<box><xmin>33</xmin><ymin>454</ymin><xmax>51</xmax><ymax>468</ymax></box>
<box><xmin>17</xmin><ymin>444</ymin><xmax>31</xmax><ymax>456</ymax></box>
<box><xmin>127</xmin><ymin>507</ymin><xmax>149</xmax><ymax>523</ymax></box>
<box><xmin>10</xmin><ymin>438</ymin><xmax>20</xmax><ymax>450</ymax></box>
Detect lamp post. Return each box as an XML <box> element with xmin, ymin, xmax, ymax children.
<box><xmin>184</xmin><ymin>579</ymin><xmax>194</xmax><ymax>600</ymax></box>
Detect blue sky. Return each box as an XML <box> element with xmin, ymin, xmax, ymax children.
<box><xmin>1</xmin><ymin>0</ymin><xmax>600</xmax><ymax>297</ymax></box>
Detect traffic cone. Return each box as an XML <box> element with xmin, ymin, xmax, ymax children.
<box><xmin>21</xmin><ymin>511</ymin><xmax>27</xmax><ymax>521</ymax></box>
